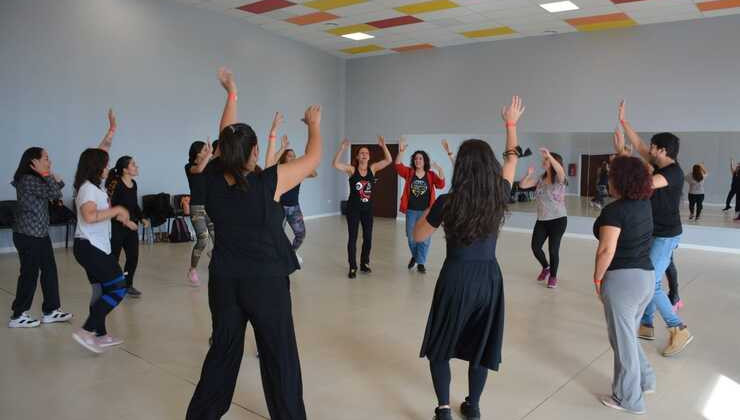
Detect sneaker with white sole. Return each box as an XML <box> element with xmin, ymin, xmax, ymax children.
<box><xmin>8</xmin><ymin>312</ymin><xmax>40</xmax><ymax>328</ymax></box>
<box><xmin>296</xmin><ymin>253</ymin><xmax>304</xmax><ymax>267</ymax></box>
<box><xmin>599</xmin><ymin>395</ymin><xmax>646</xmax><ymax>415</ymax></box>
<box><xmin>42</xmin><ymin>309</ymin><xmax>73</xmax><ymax>324</ymax></box>
<box><xmin>96</xmin><ymin>334</ymin><xmax>124</xmax><ymax>348</ymax></box>
<box><xmin>73</xmin><ymin>329</ymin><xmax>104</xmax><ymax>354</ymax></box>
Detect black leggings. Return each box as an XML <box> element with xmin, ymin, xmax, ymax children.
<box><xmin>688</xmin><ymin>194</ymin><xmax>704</xmax><ymax>218</ymax></box>
<box><xmin>429</xmin><ymin>359</ymin><xmax>488</xmax><ymax>408</ymax></box>
<box><xmin>111</xmin><ymin>221</ymin><xmax>139</xmax><ymax>287</ymax></box>
<box><xmin>725</xmin><ymin>187</ymin><xmax>736</xmax><ymax>209</ymax></box>
<box><xmin>347</xmin><ymin>210</ymin><xmax>373</xmax><ymax>270</ymax></box>
<box><xmin>531</xmin><ymin>217</ymin><xmax>568</xmax><ymax>278</ymax></box>
<box><xmin>187</xmin><ymin>271</ymin><xmax>305</xmax><ymax>420</ymax></box>
<box><xmin>73</xmin><ymin>239</ymin><xmax>126</xmax><ymax>336</ymax></box>
<box><xmin>666</xmin><ymin>256</ymin><xmax>679</xmax><ymax>306</ymax></box>
<box><xmin>11</xmin><ymin>233</ymin><xmax>60</xmax><ymax>318</ymax></box>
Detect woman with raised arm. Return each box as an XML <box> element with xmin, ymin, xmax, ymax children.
<box><xmin>185</xmin><ymin>139</ymin><xmax>214</xmax><ymax>287</ymax></box>
<box><xmin>72</xmin><ymin>110</ymin><xmax>138</xmax><ymax>353</ymax></box>
<box><xmin>518</xmin><ymin>147</ymin><xmax>568</xmax><ymax>289</ymax></box>
<box><xmin>333</xmin><ymin>136</ymin><xmax>392</xmax><ymax>278</ymax></box>
<box><xmin>414</xmin><ymin>96</ymin><xmax>524</xmax><ymax>420</ymax></box>
<box><xmin>106</xmin><ymin>156</ymin><xmax>147</xmax><ymax>297</ymax></box>
<box><xmin>9</xmin><ymin>148</ymin><xmax>73</xmax><ymax>328</ymax></box>
<box><xmin>186</xmin><ymin>68</ymin><xmax>321</xmax><ymax>420</ymax></box>
<box><xmin>592</xmin><ymin>151</ymin><xmax>656</xmax><ymax>415</ymax></box>
<box><xmin>395</xmin><ymin>137</ymin><xmax>446</xmax><ymax>273</ymax></box>
<box><xmin>685</xmin><ymin>163</ymin><xmax>708</xmax><ymax>222</ymax></box>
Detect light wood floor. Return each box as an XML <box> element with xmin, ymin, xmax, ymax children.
<box><xmin>1</xmin><ymin>216</ymin><xmax>739</xmax><ymax>420</ymax></box>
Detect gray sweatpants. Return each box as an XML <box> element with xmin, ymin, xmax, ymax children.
<box><xmin>602</xmin><ymin>268</ymin><xmax>656</xmax><ymax>412</ymax></box>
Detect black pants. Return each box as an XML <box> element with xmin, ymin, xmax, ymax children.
<box><xmin>73</xmin><ymin>239</ymin><xmax>126</xmax><ymax>336</ymax></box>
<box><xmin>187</xmin><ymin>270</ymin><xmax>305</xmax><ymax>420</ymax></box>
<box><xmin>688</xmin><ymin>194</ymin><xmax>704</xmax><ymax>218</ymax></box>
<box><xmin>666</xmin><ymin>256</ymin><xmax>679</xmax><ymax>305</ymax></box>
<box><xmin>725</xmin><ymin>187</ymin><xmax>736</xmax><ymax>209</ymax></box>
<box><xmin>11</xmin><ymin>233</ymin><xmax>60</xmax><ymax>318</ymax></box>
<box><xmin>111</xmin><ymin>221</ymin><xmax>139</xmax><ymax>288</ymax></box>
<box><xmin>531</xmin><ymin>217</ymin><xmax>568</xmax><ymax>278</ymax></box>
<box><xmin>346</xmin><ymin>210</ymin><xmax>373</xmax><ymax>270</ymax></box>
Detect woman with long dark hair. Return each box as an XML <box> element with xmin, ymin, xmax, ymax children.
<box><xmin>413</xmin><ymin>96</ymin><xmax>524</xmax><ymax>420</ymax></box>
<box><xmin>106</xmin><ymin>155</ymin><xmax>146</xmax><ymax>297</ymax></box>
<box><xmin>72</xmin><ymin>109</ymin><xmax>138</xmax><ymax>353</ymax></box>
<box><xmin>591</xmin><ymin>160</ymin><xmax>609</xmax><ymax>209</ymax></box>
<box><xmin>685</xmin><ymin>163</ymin><xmax>708</xmax><ymax>221</ymax></box>
<box><xmin>332</xmin><ymin>135</ymin><xmax>392</xmax><ymax>278</ymax></box>
<box><xmin>519</xmin><ymin>148</ymin><xmax>568</xmax><ymax>288</ymax></box>
<box><xmin>185</xmin><ymin>139</ymin><xmax>214</xmax><ymax>287</ymax></box>
<box><xmin>8</xmin><ymin>147</ymin><xmax>73</xmax><ymax>328</ymax></box>
<box><xmin>186</xmin><ymin>68</ymin><xmax>321</xmax><ymax>420</ymax></box>
<box><xmin>592</xmin><ymin>153</ymin><xmax>656</xmax><ymax>415</ymax></box>
<box><xmin>395</xmin><ymin>139</ymin><xmax>446</xmax><ymax>273</ymax></box>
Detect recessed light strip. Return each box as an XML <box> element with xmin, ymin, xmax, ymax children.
<box><xmin>540</xmin><ymin>1</ymin><xmax>579</xmax><ymax>13</ymax></box>
<box><xmin>342</xmin><ymin>32</ymin><xmax>374</xmax><ymax>40</ymax></box>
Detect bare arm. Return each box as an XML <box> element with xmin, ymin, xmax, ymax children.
<box><xmin>519</xmin><ymin>167</ymin><xmax>537</xmax><ymax>189</ymax></box>
<box><xmin>431</xmin><ymin>161</ymin><xmax>445</xmax><ymax>182</ymax></box>
<box><xmin>80</xmin><ymin>202</ymin><xmax>126</xmax><ymax>224</ymax></box>
<box><xmin>98</xmin><ymin>109</ymin><xmax>116</xmax><ymax>151</ymax></box>
<box><xmin>501</xmin><ymin>96</ymin><xmax>525</xmax><ymax>185</ymax></box>
<box><xmin>189</xmin><ymin>140</ymin><xmax>213</xmax><ymax>174</ymax></box>
<box><xmin>333</xmin><ymin>138</ymin><xmax>354</xmax><ymax>175</ymax></box>
<box><xmin>218</xmin><ymin>67</ymin><xmax>238</xmax><ymax>133</ymax></box>
<box><xmin>413</xmin><ymin>207</ymin><xmax>435</xmax><ymax>243</ymax></box>
<box><xmin>265</xmin><ymin>113</ymin><xmax>284</xmax><ymax>168</ymax></box>
<box><xmin>370</xmin><ymin>136</ymin><xmax>393</xmax><ymax>173</ymax></box>
<box><xmin>618</xmin><ymin>100</ymin><xmax>650</xmax><ymax>161</ymax></box>
<box><xmin>395</xmin><ymin>137</ymin><xmax>407</xmax><ymax>165</ymax></box>
<box><xmin>541</xmin><ymin>148</ymin><xmax>566</xmax><ymax>184</ymax></box>
<box><xmin>593</xmin><ymin>225</ymin><xmax>620</xmax><ymax>297</ymax></box>
<box><xmin>441</xmin><ymin>139</ymin><xmax>454</xmax><ymax>165</ymax></box>
<box><xmin>275</xmin><ymin>106</ymin><xmax>322</xmax><ymax>199</ymax></box>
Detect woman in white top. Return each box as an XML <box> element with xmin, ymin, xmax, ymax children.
<box><xmin>71</xmin><ymin>110</ymin><xmax>137</xmax><ymax>354</ymax></box>
<box><xmin>685</xmin><ymin>163</ymin><xmax>708</xmax><ymax>221</ymax></box>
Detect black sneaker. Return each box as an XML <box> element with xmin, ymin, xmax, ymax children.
<box><xmin>461</xmin><ymin>397</ymin><xmax>481</xmax><ymax>420</ymax></box>
<box><xmin>348</xmin><ymin>269</ymin><xmax>357</xmax><ymax>279</ymax></box>
<box><xmin>433</xmin><ymin>407</ymin><xmax>453</xmax><ymax>420</ymax></box>
<box><xmin>360</xmin><ymin>264</ymin><xmax>372</xmax><ymax>273</ymax></box>
<box><xmin>127</xmin><ymin>287</ymin><xmax>142</xmax><ymax>298</ymax></box>
<box><xmin>417</xmin><ymin>264</ymin><xmax>426</xmax><ymax>273</ymax></box>
<box><xmin>407</xmin><ymin>257</ymin><xmax>416</xmax><ymax>269</ymax></box>
<box><xmin>722</xmin><ymin>206</ymin><xmax>731</xmax><ymax>211</ymax></box>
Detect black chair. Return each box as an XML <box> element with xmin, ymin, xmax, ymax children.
<box><xmin>142</xmin><ymin>193</ymin><xmax>175</xmax><ymax>243</ymax></box>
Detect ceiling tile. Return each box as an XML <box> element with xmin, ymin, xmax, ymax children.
<box><xmin>285</xmin><ymin>11</ymin><xmax>340</xmax><ymax>24</ymax></box>
<box><xmin>395</xmin><ymin>0</ymin><xmax>461</xmax><ymax>15</ymax></box>
<box><xmin>237</xmin><ymin>0</ymin><xmax>296</xmax><ymax>14</ymax></box>
<box><xmin>303</xmin><ymin>0</ymin><xmax>367</xmax><ymax>11</ymax></box>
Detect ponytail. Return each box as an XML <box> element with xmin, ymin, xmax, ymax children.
<box><xmin>105</xmin><ymin>155</ymin><xmax>132</xmax><ymax>198</ymax></box>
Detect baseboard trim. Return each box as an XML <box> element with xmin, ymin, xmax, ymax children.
<box><xmin>304</xmin><ymin>212</ymin><xmax>340</xmax><ymax>220</ymax></box>
<box><xmin>0</xmin><ymin>241</ymin><xmax>70</xmax><ymax>254</ymax></box>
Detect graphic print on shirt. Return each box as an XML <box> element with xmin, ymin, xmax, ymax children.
<box><xmin>355</xmin><ymin>180</ymin><xmax>372</xmax><ymax>203</ymax></box>
<box><xmin>410</xmin><ymin>177</ymin><xmax>428</xmax><ymax>198</ymax></box>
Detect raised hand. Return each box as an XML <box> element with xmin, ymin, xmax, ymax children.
<box><xmin>199</xmin><ymin>141</ymin><xmax>213</xmax><ymax>161</ymax></box>
<box><xmin>378</xmin><ymin>135</ymin><xmax>386</xmax><ymax>147</ymax></box>
<box><xmin>340</xmin><ymin>138</ymin><xmax>350</xmax><ymax>149</ymax></box>
<box><xmin>303</xmin><ymin>105</ymin><xmax>321</xmax><ymax>126</ymax></box>
<box><xmin>431</xmin><ymin>161</ymin><xmax>442</xmax><ymax>172</ymax></box>
<box><xmin>218</xmin><ymin>67</ymin><xmax>236</xmax><ymax>93</ymax></box>
<box><xmin>539</xmin><ymin>147</ymin><xmax>552</xmax><ymax>159</ymax></box>
<box><xmin>441</xmin><ymin>139</ymin><xmax>450</xmax><ymax>153</ymax></box>
<box><xmin>618</xmin><ymin>99</ymin><xmax>626</xmax><ymax>122</ymax></box>
<box><xmin>270</xmin><ymin>112</ymin><xmax>284</xmax><ymax>134</ymax></box>
<box><xmin>399</xmin><ymin>137</ymin><xmax>408</xmax><ymax>153</ymax></box>
<box><xmin>281</xmin><ymin>135</ymin><xmax>290</xmax><ymax>149</ymax></box>
<box><xmin>108</xmin><ymin>108</ymin><xmax>117</xmax><ymax>132</ymax></box>
<box><xmin>613</xmin><ymin>128</ymin><xmax>626</xmax><ymax>154</ymax></box>
<box><xmin>501</xmin><ymin>95</ymin><xmax>525</xmax><ymax>125</ymax></box>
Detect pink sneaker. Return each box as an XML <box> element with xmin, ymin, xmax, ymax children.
<box><xmin>537</xmin><ymin>268</ymin><xmax>550</xmax><ymax>282</ymax></box>
<box><xmin>547</xmin><ymin>276</ymin><xmax>558</xmax><ymax>289</ymax></box>
<box><xmin>72</xmin><ymin>329</ymin><xmax>104</xmax><ymax>354</ymax></box>
<box><xmin>96</xmin><ymin>334</ymin><xmax>124</xmax><ymax>348</ymax></box>
<box><xmin>188</xmin><ymin>269</ymin><xmax>200</xmax><ymax>287</ymax></box>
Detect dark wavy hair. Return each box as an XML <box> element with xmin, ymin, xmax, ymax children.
<box><xmin>650</xmin><ymin>132</ymin><xmax>680</xmax><ymax>160</ymax></box>
<box><xmin>105</xmin><ymin>155</ymin><xmax>132</xmax><ymax>197</ymax></box>
<box><xmin>542</xmin><ymin>152</ymin><xmax>565</xmax><ymax>184</ymax></box>
<box><xmin>14</xmin><ymin>147</ymin><xmax>45</xmax><ymax>183</ymax></box>
<box><xmin>213</xmin><ymin>123</ymin><xmax>258</xmax><ymax>191</ymax></box>
<box><xmin>410</xmin><ymin>150</ymin><xmax>430</xmax><ymax>172</ymax></box>
<box><xmin>691</xmin><ymin>165</ymin><xmax>704</xmax><ymax>182</ymax></box>
<box><xmin>442</xmin><ymin>139</ymin><xmax>508</xmax><ymax>246</ymax></box>
<box><xmin>609</xmin><ymin>156</ymin><xmax>653</xmax><ymax>200</ymax></box>
<box><xmin>279</xmin><ymin>148</ymin><xmax>295</xmax><ymax>164</ymax></box>
<box><xmin>188</xmin><ymin>141</ymin><xmax>206</xmax><ymax>165</ymax></box>
<box><xmin>74</xmin><ymin>148</ymin><xmax>109</xmax><ymax>191</ymax></box>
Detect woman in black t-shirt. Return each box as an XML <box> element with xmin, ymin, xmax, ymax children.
<box><xmin>185</xmin><ymin>140</ymin><xmax>214</xmax><ymax>287</ymax></box>
<box><xmin>592</xmin><ymin>154</ymin><xmax>656</xmax><ymax>415</ymax></box>
<box><xmin>186</xmin><ymin>68</ymin><xmax>322</xmax><ymax>420</ymax></box>
<box><xmin>413</xmin><ymin>96</ymin><xmax>524</xmax><ymax>420</ymax></box>
<box><xmin>332</xmin><ymin>136</ymin><xmax>392</xmax><ymax>278</ymax></box>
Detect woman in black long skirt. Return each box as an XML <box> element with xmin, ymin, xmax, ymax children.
<box><xmin>413</xmin><ymin>96</ymin><xmax>525</xmax><ymax>420</ymax></box>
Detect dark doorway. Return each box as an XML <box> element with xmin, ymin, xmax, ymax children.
<box><xmin>581</xmin><ymin>154</ymin><xmax>612</xmax><ymax>197</ymax></box>
<box><xmin>350</xmin><ymin>143</ymin><xmax>399</xmax><ymax>218</ymax></box>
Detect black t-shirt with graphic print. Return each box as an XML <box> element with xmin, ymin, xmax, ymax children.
<box><xmin>348</xmin><ymin>167</ymin><xmax>374</xmax><ymax>212</ymax></box>
<box><xmin>408</xmin><ymin>174</ymin><xmax>430</xmax><ymax>211</ymax></box>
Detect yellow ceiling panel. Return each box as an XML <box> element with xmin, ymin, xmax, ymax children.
<box><xmin>395</xmin><ymin>0</ymin><xmax>459</xmax><ymax>15</ymax></box>
<box><xmin>327</xmin><ymin>23</ymin><xmax>378</xmax><ymax>36</ymax></box>
<box><xmin>341</xmin><ymin>44</ymin><xmax>385</xmax><ymax>54</ymax></box>
<box><xmin>304</xmin><ymin>0</ymin><xmax>366</xmax><ymax>11</ymax></box>
<box><xmin>461</xmin><ymin>26</ymin><xmax>516</xmax><ymax>38</ymax></box>
<box><xmin>576</xmin><ymin>20</ymin><xmax>636</xmax><ymax>32</ymax></box>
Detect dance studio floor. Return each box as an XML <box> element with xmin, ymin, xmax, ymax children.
<box><xmin>510</xmin><ymin>195</ymin><xmax>740</xmax><ymax>230</ymax></box>
<box><xmin>1</xmin><ymin>216</ymin><xmax>739</xmax><ymax>420</ymax></box>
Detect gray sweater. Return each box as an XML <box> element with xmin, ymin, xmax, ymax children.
<box><xmin>11</xmin><ymin>174</ymin><xmax>64</xmax><ymax>237</ymax></box>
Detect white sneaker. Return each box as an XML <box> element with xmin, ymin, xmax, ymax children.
<box><xmin>42</xmin><ymin>309</ymin><xmax>73</xmax><ymax>324</ymax></box>
<box><xmin>599</xmin><ymin>395</ymin><xmax>646</xmax><ymax>415</ymax></box>
<box><xmin>8</xmin><ymin>312</ymin><xmax>40</xmax><ymax>328</ymax></box>
<box><xmin>296</xmin><ymin>253</ymin><xmax>304</xmax><ymax>266</ymax></box>
<box><xmin>72</xmin><ymin>329</ymin><xmax>104</xmax><ymax>354</ymax></box>
<box><xmin>96</xmin><ymin>334</ymin><xmax>124</xmax><ymax>348</ymax></box>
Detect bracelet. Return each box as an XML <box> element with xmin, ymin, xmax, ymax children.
<box><xmin>506</xmin><ymin>122</ymin><xmax>517</xmax><ymax>128</ymax></box>
<box><xmin>228</xmin><ymin>92</ymin><xmax>238</xmax><ymax>102</ymax></box>
<box><xmin>447</xmin><ymin>152</ymin><xmax>453</xmax><ymax>156</ymax></box>
<box><xmin>594</xmin><ymin>279</ymin><xmax>602</xmax><ymax>285</ymax></box>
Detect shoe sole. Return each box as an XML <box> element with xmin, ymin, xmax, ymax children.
<box><xmin>663</xmin><ymin>335</ymin><xmax>694</xmax><ymax>357</ymax></box>
<box><xmin>643</xmin><ymin>389</ymin><xmax>656</xmax><ymax>395</ymax></box>
<box><xmin>638</xmin><ymin>335</ymin><xmax>656</xmax><ymax>341</ymax></box>
<box><xmin>73</xmin><ymin>333</ymin><xmax>104</xmax><ymax>354</ymax></box>
<box><xmin>42</xmin><ymin>315</ymin><xmax>73</xmax><ymax>324</ymax></box>
<box><xmin>9</xmin><ymin>321</ymin><xmax>40</xmax><ymax>328</ymax></box>
<box><xmin>600</xmin><ymin>396</ymin><xmax>646</xmax><ymax>415</ymax></box>
<box><xmin>98</xmin><ymin>341</ymin><xmax>124</xmax><ymax>348</ymax></box>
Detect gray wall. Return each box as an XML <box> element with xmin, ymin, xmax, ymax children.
<box><xmin>346</xmin><ymin>14</ymin><xmax>740</xmax><ymax>141</ymax></box>
<box><xmin>0</xmin><ymin>0</ymin><xmax>346</xmax><ymax>249</ymax></box>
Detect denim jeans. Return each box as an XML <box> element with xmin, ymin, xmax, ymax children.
<box><xmin>405</xmin><ymin>209</ymin><xmax>431</xmax><ymax>265</ymax></box>
<box><xmin>641</xmin><ymin>235</ymin><xmax>683</xmax><ymax>328</ymax></box>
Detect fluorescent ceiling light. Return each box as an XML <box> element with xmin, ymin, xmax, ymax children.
<box><xmin>540</xmin><ymin>1</ymin><xmax>579</xmax><ymax>13</ymax></box>
<box><xmin>342</xmin><ymin>32</ymin><xmax>374</xmax><ymax>41</ymax></box>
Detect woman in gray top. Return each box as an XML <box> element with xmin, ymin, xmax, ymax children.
<box><xmin>519</xmin><ymin>148</ymin><xmax>568</xmax><ymax>289</ymax></box>
<box><xmin>685</xmin><ymin>163</ymin><xmax>707</xmax><ymax>221</ymax></box>
<box><xmin>8</xmin><ymin>147</ymin><xmax>73</xmax><ymax>328</ymax></box>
